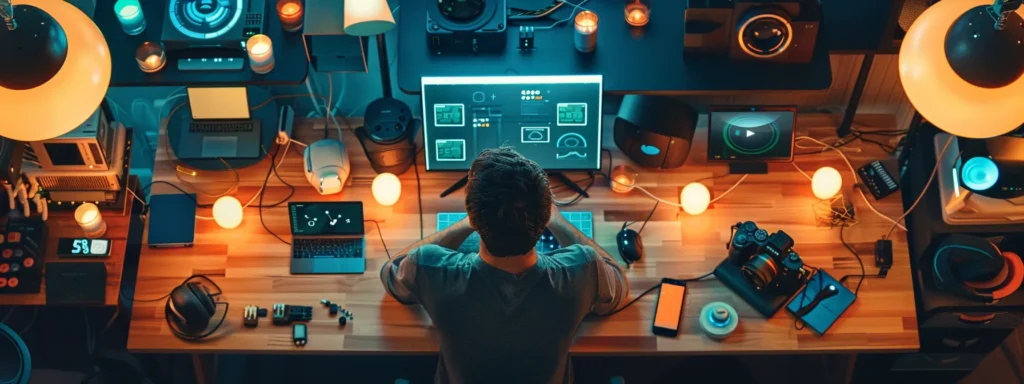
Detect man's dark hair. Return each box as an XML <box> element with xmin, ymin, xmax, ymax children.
<box><xmin>466</xmin><ymin>147</ymin><xmax>552</xmax><ymax>257</ymax></box>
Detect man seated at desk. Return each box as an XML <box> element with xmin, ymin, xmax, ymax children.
<box><xmin>381</xmin><ymin>147</ymin><xmax>630</xmax><ymax>384</ymax></box>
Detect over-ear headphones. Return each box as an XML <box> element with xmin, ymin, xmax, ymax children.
<box><xmin>932</xmin><ymin>234</ymin><xmax>1005</xmax><ymax>302</ymax></box>
<box><xmin>164</xmin><ymin>275</ymin><xmax>227</xmax><ymax>341</ymax></box>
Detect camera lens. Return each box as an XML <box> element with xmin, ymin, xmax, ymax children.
<box><xmin>741</xmin><ymin>253</ymin><xmax>778</xmax><ymax>290</ymax></box>
<box><xmin>438</xmin><ymin>0</ymin><xmax>485</xmax><ymax>21</ymax></box>
<box><xmin>738</xmin><ymin>13</ymin><xmax>792</xmax><ymax>58</ymax></box>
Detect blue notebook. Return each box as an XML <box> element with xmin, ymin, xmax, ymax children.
<box><xmin>147</xmin><ymin>193</ymin><xmax>197</xmax><ymax>247</ymax></box>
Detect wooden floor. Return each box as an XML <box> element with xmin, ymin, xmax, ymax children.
<box><xmin>128</xmin><ymin>113</ymin><xmax>918</xmax><ymax>355</ymax></box>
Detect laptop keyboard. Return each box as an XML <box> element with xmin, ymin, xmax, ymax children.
<box><xmin>292</xmin><ymin>239</ymin><xmax>363</xmax><ymax>259</ymax></box>
<box><xmin>190</xmin><ymin>121</ymin><xmax>255</xmax><ymax>133</ymax></box>
<box><xmin>436</xmin><ymin>211</ymin><xmax>593</xmax><ymax>254</ymax></box>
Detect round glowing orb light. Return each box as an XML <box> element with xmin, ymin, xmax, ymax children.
<box><xmin>372</xmin><ymin>172</ymin><xmax>402</xmax><ymax>207</ymax></box>
<box><xmin>680</xmin><ymin>182</ymin><xmax>711</xmax><ymax>215</ymax></box>
<box><xmin>961</xmin><ymin>157</ymin><xmax>999</xmax><ymax>191</ymax></box>
<box><xmin>213</xmin><ymin>196</ymin><xmax>244</xmax><ymax>229</ymax></box>
<box><xmin>811</xmin><ymin>166</ymin><xmax>843</xmax><ymax>200</ymax></box>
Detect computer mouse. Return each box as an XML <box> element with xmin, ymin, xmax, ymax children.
<box><xmin>616</xmin><ymin>228</ymin><xmax>644</xmax><ymax>264</ymax></box>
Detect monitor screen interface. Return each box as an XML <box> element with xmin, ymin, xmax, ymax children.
<box><xmin>707</xmin><ymin>107</ymin><xmax>796</xmax><ymax>162</ymax></box>
<box><xmin>289</xmin><ymin>202</ymin><xmax>364</xmax><ymax>236</ymax></box>
<box><xmin>422</xmin><ymin>75</ymin><xmax>603</xmax><ymax>171</ymax></box>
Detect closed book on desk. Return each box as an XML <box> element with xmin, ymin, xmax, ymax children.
<box><xmin>147</xmin><ymin>193</ymin><xmax>197</xmax><ymax>247</ymax></box>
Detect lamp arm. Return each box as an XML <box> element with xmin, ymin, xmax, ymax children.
<box><xmin>989</xmin><ymin>0</ymin><xmax>1022</xmax><ymax>29</ymax></box>
<box><xmin>0</xmin><ymin>0</ymin><xmax>15</xmax><ymax>31</ymax></box>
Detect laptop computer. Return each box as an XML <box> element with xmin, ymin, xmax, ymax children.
<box><xmin>176</xmin><ymin>87</ymin><xmax>261</xmax><ymax>160</ymax></box>
<box><xmin>288</xmin><ymin>201</ymin><xmax>366</xmax><ymax>274</ymax></box>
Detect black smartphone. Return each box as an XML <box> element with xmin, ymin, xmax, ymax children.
<box><xmin>652</xmin><ymin>278</ymin><xmax>687</xmax><ymax>337</ymax></box>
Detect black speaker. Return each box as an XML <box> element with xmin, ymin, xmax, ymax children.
<box><xmin>356</xmin><ymin>97</ymin><xmax>419</xmax><ymax>174</ymax></box>
<box><xmin>614</xmin><ymin>95</ymin><xmax>697</xmax><ymax>169</ymax></box>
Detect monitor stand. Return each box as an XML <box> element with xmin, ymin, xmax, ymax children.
<box><xmin>548</xmin><ymin>172</ymin><xmax>590</xmax><ymax>198</ymax></box>
<box><xmin>729</xmin><ymin>162</ymin><xmax>768</xmax><ymax>175</ymax></box>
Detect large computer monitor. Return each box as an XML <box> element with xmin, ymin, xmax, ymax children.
<box><xmin>421</xmin><ymin>75</ymin><xmax>603</xmax><ymax>171</ymax></box>
<box><xmin>707</xmin><ymin>106</ymin><xmax>796</xmax><ymax>164</ymax></box>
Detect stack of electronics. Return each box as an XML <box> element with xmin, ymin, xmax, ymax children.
<box><xmin>0</xmin><ymin>218</ymin><xmax>46</xmax><ymax>294</ymax></box>
<box><xmin>427</xmin><ymin>0</ymin><xmax>508</xmax><ymax>54</ymax></box>
<box><xmin>20</xmin><ymin>107</ymin><xmax>133</xmax><ymax>212</ymax></box>
<box><xmin>933</xmin><ymin>130</ymin><xmax>1024</xmax><ymax>225</ymax></box>
<box><xmin>161</xmin><ymin>0</ymin><xmax>267</xmax><ymax>71</ymax></box>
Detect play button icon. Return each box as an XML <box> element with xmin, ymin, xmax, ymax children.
<box><xmin>725</xmin><ymin>116</ymin><xmax>780</xmax><ymax>155</ymax></box>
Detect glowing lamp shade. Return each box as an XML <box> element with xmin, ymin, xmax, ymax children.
<box><xmin>811</xmin><ymin>166</ymin><xmax>843</xmax><ymax>200</ymax></box>
<box><xmin>213</xmin><ymin>196</ymin><xmax>244</xmax><ymax>229</ymax></box>
<box><xmin>372</xmin><ymin>172</ymin><xmax>402</xmax><ymax>207</ymax></box>
<box><xmin>680</xmin><ymin>183</ymin><xmax>711</xmax><ymax>216</ymax></box>
<box><xmin>343</xmin><ymin>0</ymin><xmax>395</xmax><ymax>36</ymax></box>
<box><xmin>899</xmin><ymin>0</ymin><xmax>1024</xmax><ymax>138</ymax></box>
<box><xmin>0</xmin><ymin>0</ymin><xmax>112</xmax><ymax>141</ymax></box>
<box><xmin>961</xmin><ymin>157</ymin><xmax>999</xmax><ymax>191</ymax></box>
<box><xmin>74</xmin><ymin>203</ymin><xmax>107</xmax><ymax>238</ymax></box>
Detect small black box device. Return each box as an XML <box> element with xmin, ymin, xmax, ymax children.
<box><xmin>292</xmin><ymin>323</ymin><xmax>307</xmax><ymax>346</ymax></box>
<box><xmin>875</xmin><ymin>239</ymin><xmax>893</xmax><ymax>276</ymax></box>
<box><xmin>857</xmin><ymin>160</ymin><xmax>899</xmax><ymax>200</ymax></box>
<box><xmin>45</xmin><ymin>262</ymin><xmax>107</xmax><ymax>304</ymax></box>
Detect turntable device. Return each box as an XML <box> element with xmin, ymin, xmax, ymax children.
<box><xmin>161</xmin><ymin>0</ymin><xmax>267</xmax><ymax>53</ymax></box>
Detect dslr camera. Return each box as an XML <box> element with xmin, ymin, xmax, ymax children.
<box><xmin>683</xmin><ymin>0</ymin><xmax>821</xmax><ymax>63</ymax></box>
<box><xmin>427</xmin><ymin>0</ymin><xmax>507</xmax><ymax>54</ymax></box>
<box><xmin>727</xmin><ymin>221</ymin><xmax>810</xmax><ymax>294</ymax></box>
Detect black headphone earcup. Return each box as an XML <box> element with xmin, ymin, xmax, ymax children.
<box><xmin>191</xmin><ymin>283</ymin><xmax>217</xmax><ymax>316</ymax></box>
<box><xmin>933</xmin><ymin>235</ymin><xmax>999</xmax><ymax>302</ymax></box>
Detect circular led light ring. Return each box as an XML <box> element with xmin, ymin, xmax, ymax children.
<box><xmin>960</xmin><ymin>157</ymin><xmax>999</xmax><ymax>191</ymax></box>
<box><xmin>169</xmin><ymin>0</ymin><xmax>244</xmax><ymax>40</ymax></box>
<box><xmin>722</xmin><ymin>116</ymin><xmax>780</xmax><ymax>155</ymax></box>
<box><xmin>737</xmin><ymin>13</ymin><xmax>793</xmax><ymax>59</ymax></box>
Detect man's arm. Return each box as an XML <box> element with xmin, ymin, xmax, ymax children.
<box><xmin>546</xmin><ymin>210</ymin><xmax>630</xmax><ymax>315</ymax></box>
<box><xmin>380</xmin><ymin>217</ymin><xmax>475</xmax><ymax>304</ymax></box>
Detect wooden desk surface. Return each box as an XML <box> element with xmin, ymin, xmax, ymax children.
<box><xmin>129</xmin><ymin>114</ymin><xmax>919</xmax><ymax>354</ymax></box>
<box><xmin>2</xmin><ymin>186</ymin><xmax>135</xmax><ymax>306</ymax></box>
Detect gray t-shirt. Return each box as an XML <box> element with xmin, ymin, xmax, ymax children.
<box><xmin>380</xmin><ymin>244</ymin><xmax>629</xmax><ymax>384</ymax></box>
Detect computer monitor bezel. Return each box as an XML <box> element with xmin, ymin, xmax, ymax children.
<box><xmin>420</xmin><ymin>74</ymin><xmax>604</xmax><ymax>172</ymax></box>
<box><xmin>706</xmin><ymin>106</ymin><xmax>797</xmax><ymax>164</ymax></box>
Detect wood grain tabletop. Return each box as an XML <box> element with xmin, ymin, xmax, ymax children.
<box><xmin>128</xmin><ymin>114</ymin><xmax>919</xmax><ymax>354</ymax></box>
<box><xmin>2</xmin><ymin>183</ymin><xmax>135</xmax><ymax>306</ymax></box>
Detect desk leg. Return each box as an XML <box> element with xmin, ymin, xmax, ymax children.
<box><xmin>824</xmin><ymin>354</ymin><xmax>858</xmax><ymax>384</ymax></box>
<box><xmin>192</xmin><ymin>354</ymin><xmax>218</xmax><ymax>384</ymax></box>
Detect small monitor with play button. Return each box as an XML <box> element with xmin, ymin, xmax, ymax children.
<box><xmin>707</xmin><ymin>106</ymin><xmax>795</xmax><ymax>164</ymax></box>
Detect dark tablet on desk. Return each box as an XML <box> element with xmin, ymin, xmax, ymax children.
<box><xmin>147</xmin><ymin>193</ymin><xmax>197</xmax><ymax>247</ymax></box>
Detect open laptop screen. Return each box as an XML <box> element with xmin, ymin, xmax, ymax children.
<box><xmin>187</xmin><ymin>87</ymin><xmax>250</xmax><ymax>120</ymax></box>
<box><xmin>289</xmin><ymin>202</ymin><xmax>365</xmax><ymax>236</ymax></box>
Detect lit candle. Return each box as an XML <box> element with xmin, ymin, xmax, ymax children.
<box><xmin>135</xmin><ymin>42</ymin><xmax>166</xmax><ymax>73</ymax></box>
<box><xmin>610</xmin><ymin>165</ymin><xmax>636</xmax><ymax>193</ymax></box>
<box><xmin>574</xmin><ymin>11</ymin><xmax>598</xmax><ymax>53</ymax></box>
<box><xmin>277</xmin><ymin>0</ymin><xmax>304</xmax><ymax>32</ymax></box>
<box><xmin>114</xmin><ymin>0</ymin><xmax>146</xmax><ymax>35</ymax></box>
<box><xmin>247</xmin><ymin>34</ymin><xmax>275</xmax><ymax>74</ymax></box>
<box><xmin>624</xmin><ymin>1</ymin><xmax>650</xmax><ymax>27</ymax></box>
<box><xmin>75</xmin><ymin>203</ymin><xmax>107</xmax><ymax>238</ymax></box>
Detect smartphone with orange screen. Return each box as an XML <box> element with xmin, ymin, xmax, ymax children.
<box><xmin>652</xmin><ymin>278</ymin><xmax>687</xmax><ymax>337</ymax></box>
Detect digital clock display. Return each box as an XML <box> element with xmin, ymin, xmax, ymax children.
<box><xmin>57</xmin><ymin>238</ymin><xmax>111</xmax><ymax>257</ymax></box>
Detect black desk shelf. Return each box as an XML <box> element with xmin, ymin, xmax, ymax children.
<box><xmin>398</xmin><ymin>0</ymin><xmax>833</xmax><ymax>94</ymax></box>
<box><xmin>95</xmin><ymin>0</ymin><xmax>309</xmax><ymax>86</ymax></box>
